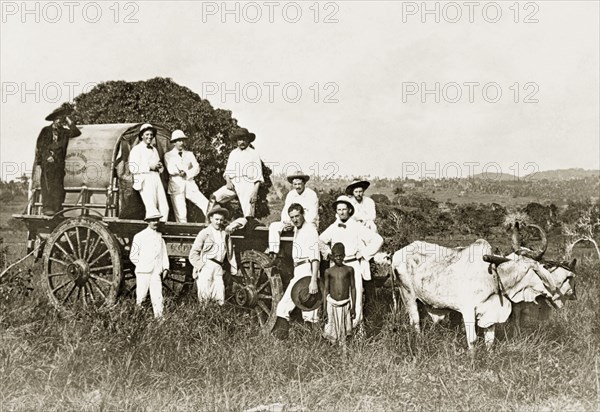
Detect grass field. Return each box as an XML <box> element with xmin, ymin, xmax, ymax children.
<box><xmin>1</xmin><ymin>200</ymin><xmax>599</xmax><ymax>411</ymax></box>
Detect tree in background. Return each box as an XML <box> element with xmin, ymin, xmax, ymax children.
<box><xmin>562</xmin><ymin>205</ymin><xmax>600</xmax><ymax>260</ymax></box>
<box><xmin>68</xmin><ymin>77</ymin><xmax>272</xmax><ymax>220</ymax></box>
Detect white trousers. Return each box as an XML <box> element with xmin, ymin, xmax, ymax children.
<box><xmin>170</xmin><ymin>182</ymin><xmax>209</xmax><ymax>223</ymax></box>
<box><xmin>213</xmin><ymin>180</ymin><xmax>256</xmax><ymax>217</ymax></box>
<box><xmin>136</xmin><ymin>269</ymin><xmax>164</xmax><ymax>318</ymax></box>
<box><xmin>276</xmin><ymin>263</ymin><xmax>319</xmax><ymax>322</ymax></box>
<box><xmin>195</xmin><ymin>260</ymin><xmax>225</xmax><ymax>305</ymax></box>
<box><xmin>341</xmin><ymin>260</ymin><xmax>364</xmax><ymax>327</ymax></box>
<box><xmin>138</xmin><ymin>172</ymin><xmax>169</xmax><ymax>222</ymax></box>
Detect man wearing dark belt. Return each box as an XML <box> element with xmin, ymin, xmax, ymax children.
<box><xmin>319</xmin><ymin>196</ymin><xmax>383</xmax><ymax>328</ymax></box>
<box><xmin>35</xmin><ymin>106</ymin><xmax>81</xmax><ymax>215</ymax></box>
<box><xmin>273</xmin><ymin>203</ymin><xmax>321</xmax><ymax>332</ymax></box>
<box><xmin>188</xmin><ymin>206</ymin><xmax>237</xmax><ymax>305</ymax></box>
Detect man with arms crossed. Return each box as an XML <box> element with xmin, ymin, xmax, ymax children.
<box><xmin>164</xmin><ymin>129</ymin><xmax>209</xmax><ymax>222</ymax></box>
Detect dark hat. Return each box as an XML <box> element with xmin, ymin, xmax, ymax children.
<box><xmin>345</xmin><ymin>180</ymin><xmax>370</xmax><ymax>195</ymax></box>
<box><xmin>291</xmin><ymin>276</ymin><xmax>323</xmax><ymax>311</ymax></box>
<box><xmin>207</xmin><ymin>206</ymin><xmax>229</xmax><ymax>219</ymax></box>
<box><xmin>45</xmin><ymin>106</ymin><xmax>70</xmax><ymax>121</ymax></box>
<box><xmin>230</xmin><ymin>128</ymin><xmax>256</xmax><ymax>143</ymax></box>
<box><xmin>286</xmin><ymin>170</ymin><xmax>310</xmax><ymax>184</ymax></box>
<box><xmin>139</xmin><ymin>123</ymin><xmax>157</xmax><ymax>138</ymax></box>
<box><xmin>332</xmin><ymin>195</ymin><xmax>355</xmax><ymax>217</ymax></box>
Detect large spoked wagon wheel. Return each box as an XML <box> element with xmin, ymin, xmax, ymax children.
<box><xmin>42</xmin><ymin>217</ymin><xmax>123</xmax><ymax>311</ymax></box>
<box><xmin>231</xmin><ymin>250</ymin><xmax>283</xmax><ymax>333</ymax></box>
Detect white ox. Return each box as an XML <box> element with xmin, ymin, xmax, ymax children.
<box><xmin>390</xmin><ymin>239</ymin><xmax>576</xmax><ymax>349</ymax></box>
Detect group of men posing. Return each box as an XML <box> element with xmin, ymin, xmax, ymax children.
<box><xmin>127</xmin><ymin>123</ymin><xmax>383</xmax><ymax>343</ymax></box>
<box><xmin>35</xmin><ymin>110</ymin><xmax>383</xmax><ymax>343</ymax></box>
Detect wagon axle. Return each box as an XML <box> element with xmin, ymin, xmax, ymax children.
<box><xmin>67</xmin><ymin>260</ymin><xmax>90</xmax><ymax>287</ymax></box>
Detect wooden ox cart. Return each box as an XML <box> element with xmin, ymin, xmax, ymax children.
<box><xmin>13</xmin><ymin>123</ymin><xmax>291</xmax><ymax>331</ymax></box>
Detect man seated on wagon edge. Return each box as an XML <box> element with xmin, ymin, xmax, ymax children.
<box><xmin>209</xmin><ymin>128</ymin><xmax>263</xmax><ymax>230</ymax></box>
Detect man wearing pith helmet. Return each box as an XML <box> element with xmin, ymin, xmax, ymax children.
<box><xmin>268</xmin><ymin>170</ymin><xmax>319</xmax><ymax>263</ymax></box>
<box><xmin>129</xmin><ymin>211</ymin><xmax>169</xmax><ymax>319</ymax></box>
<box><xmin>209</xmin><ymin>128</ymin><xmax>264</xmax><ymax>226</ymax></box>
<box><xmin>164</xmin><ymin>129</ymin><xmax>210</xmax><ymax>222</ymax></box>
<box><xmin>346</xmin><ymin>179</ymin><xmax>377</xmax><ymax>232</ymax></box>
<box><xmin>319</xmin><ymin>195</ymin><xmax>383</xmax><ymax>328</ymax></box>
<box><xmin>128</xmin><ymin>123</ymin><xmax>169</xmax><ymax>222</ymax></box>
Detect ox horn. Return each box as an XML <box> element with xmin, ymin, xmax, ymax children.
<box><xmin>520</xmin><ymin>224</ymin><xmax>548</xmax><ymax>261</ymax></box>
<box><xmin>511</xmin><ymin>221</ymin><xmax>521</xmax><ymax>252</ymax></box>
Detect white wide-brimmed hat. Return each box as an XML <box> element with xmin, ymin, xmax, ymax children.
<box><xmin>170</xmin><ymin>129</ymin><xmax>188</xmax><ymax>142</ymax></box>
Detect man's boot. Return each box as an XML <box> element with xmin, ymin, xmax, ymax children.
<box><xmin>271</xmin><ymin>316</ymin><xmax>289</xmax><ymax>340</ymax></box>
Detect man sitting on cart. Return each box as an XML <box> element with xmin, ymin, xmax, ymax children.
<box><xmin>209</xmin><ymin>128</ymin><xmax>263</xmax><ymax>230</ymax></box>
<box><xmin>35</xmin><ymin>106</ymin><xmax>81</xmax><ymax>215</ymax></box>
<box><xmin>268</xmin><ymin>170</ymin><xmax>319</xmax><ymax>264</ymax></box>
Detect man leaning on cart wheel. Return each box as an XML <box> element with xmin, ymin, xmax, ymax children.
<box><xmin>164</xmin><ymin>129</ymin><xmax>209</xmax><ymax>222</ymax></box>
<box><xmin>129</xmin><ymin>211</ymin><xmax>170</xmax><ymax>319</ymax></box>
<box><xmin>188</xmin><ymin>206</ymin><xmax>238</xmax><ymax>305</ymax></box>
<box><xmin>35</xmin><ymin>106</ymin><xmax>82</xmax><ymax>216</ymax></box>
<box><xmin>128</xmin><ymin>123</ymin><xmax>169</xmax><ymax>222</ymax></box>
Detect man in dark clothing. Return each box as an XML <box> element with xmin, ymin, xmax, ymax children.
<box><xmin>35</xmin><ymin>106</ymin><xmax>81</xmax><ymax>215</ymax></box>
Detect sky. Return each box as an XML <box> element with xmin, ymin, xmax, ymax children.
<box><xmin>1</xmin><ymin>0</ymin><xmax>599</xmax><ymax>182</ymax></box>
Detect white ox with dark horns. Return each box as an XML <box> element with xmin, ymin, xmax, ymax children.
<box><xmin>389</xmin><ymin>223</ymin><xmax>576</xmax><ymax>349</ymax></box>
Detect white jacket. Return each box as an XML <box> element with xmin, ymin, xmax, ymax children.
<box><xmin>130</xmin><ymin>227</ymin><xmax>170</xmax><ymax>274</ymax></box>
<box><xmin>164</xmin><ymin>148</ymin><xmax>201</xmax><ymax>195</ymax></box>
<box><xmin>128</xmin><ymin>142</ymin><xmax>161</xmax><ymax>191</ymax></box>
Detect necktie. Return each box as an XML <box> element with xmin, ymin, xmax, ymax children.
<box><xmin>338</xmin><ymin>223</ymin><xmax>346</xmax><ymax>228</ymax></box>
<box><xmin>146</xmin><ymin>144</ymin><xmax>152</xmax><ymax>149</ymax></box>
<box><xmin>178</xmin><ymin>151</ymin><xmax>183</xmax><ymax>157</ymax></box>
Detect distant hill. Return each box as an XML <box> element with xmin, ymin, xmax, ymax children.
<box><xmin>471</xmin><ymin>172</ymin><xmax>516</xmax><ymax>181</ymax></box>
<box><xmin>524</xmin><ymin>168</ymin><xmax>600</xmax><ymax>181</ymax></box>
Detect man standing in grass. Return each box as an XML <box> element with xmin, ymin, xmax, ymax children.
<box><xmin>271</xmin><ymin>203</ymin><xmax>321</xmax><ymax>339</ymax></box>
<box><xmin>319</xmin><ymin>196</ymin><xmax>383</xmax><ymax>328</ymax></box>
<box><xmin>322</xmin><ymin>242</ymin><xmax>356</xmax><ymax>344</ymax></box>
<box><xmin>130</xmin><ymin>212</ymin><xmax>169</xmax><ymax>318</ymax></box>
<box><xmin>188</xmin><ymin>206</ymin><xmax>238</xmax><ymax>305</ymax></box>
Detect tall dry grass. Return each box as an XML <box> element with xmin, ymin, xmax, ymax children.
<box><xmin>1</xmin><ymin>259</ymin><xmax>599</xmax><ymax>411</ymax></box>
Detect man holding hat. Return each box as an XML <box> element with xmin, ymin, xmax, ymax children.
<box><xmin>346</xmin><ymin>179</ymin><xmax>377</xmax><ymax>232</ymax></box>
<box><xmin>272</xmin><ymin>203</ymin><xmax>321</xmax><ymax>338</ymax></box>
<box><xmin>35</xmin><ymin>105</ymin><xmax>81</xmax><ymax>215</ymax></box>
<box><xmin>188</xmin><ymin>206</ymin><xmax>238</xmax><ymax>305</ymax></box>
<box><xmin>268</xmin><ymin>170</ymin><xmax>319</xmax><ymax>260</ymax></box>
<box><xmin>128</xmin><ymin>123</ymin><xmax>169</xmax><ymax>222</ymax></box>
<box><xmin>319</xmin><ymin>195</ymin><xmax>383</xmax><ymax>327</ymax></box>
<box><xmin>164</xmin><ymin>129</ymin><xmax>209</xmax><ymax>222</ymax></box>
<box><xmin>210</xmin><ymin>128</ymin><xmax>263</xmax><ymax>223</ymax></box>
<box><xmin>130</xmin><ymin>211</ymin><xmax>170</xmax><ymax>318</ymax></box>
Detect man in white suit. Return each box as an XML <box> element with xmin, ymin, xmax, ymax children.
<box><xmin>164</xmin><ymin>129</ymin><xmax>209</xmax><ymax>222</ymax></box>
<box><xmin>128</xmin><ymin>123</ymin><xmax>169</xmax><ymax>222</ymax></box>
<box><xmin>130</xmin><ymin>211</ymin><xmax>170</xmax><ymax>318</ymax></box>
